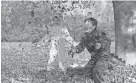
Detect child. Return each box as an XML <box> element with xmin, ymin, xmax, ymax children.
<box><xmin>38</xmin><ymin>15</ymin><xmax>78</xmax><ymax>71</ymax></box>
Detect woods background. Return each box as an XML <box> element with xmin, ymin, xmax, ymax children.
<box><xmin>1</xmin><ymin>1</ymin><xmax>114</xmax><ymax>42</ymax></box>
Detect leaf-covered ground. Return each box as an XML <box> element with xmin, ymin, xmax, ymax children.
<box><xmin>1</xmin><ymin>42</ymin><xmax>136</xmax><ymax>83</ymax></box>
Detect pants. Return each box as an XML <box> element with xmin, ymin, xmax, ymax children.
<box><xmin>66</xmin><ymin>56</ymin><xmax>97</xmax><ymax>79</ymax></box>
<box><xmin>66</xmin><ymin>50</ymin><xmax>104</xmax><ymax>79</ymax></box>
<box><xmin>47</xmin><ymin>38</ymin><xmax>68</xmax><ymax>71</ymax></box>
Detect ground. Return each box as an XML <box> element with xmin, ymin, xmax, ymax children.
<box><xmin>1</xmin><ymin>42</ymin><xmax>136</xmax><ymax>83</ymax></box>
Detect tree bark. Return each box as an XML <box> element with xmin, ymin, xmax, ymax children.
<box><xmin>113</xmin><ymin>1</ymin><xmax>136</xmax><ymax>65</ymax></box>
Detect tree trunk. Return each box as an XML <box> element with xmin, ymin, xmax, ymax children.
<box><xmin>113</xmin><ymin>1</ymin><xmax>136</xmax><ymax>65</ymax></box>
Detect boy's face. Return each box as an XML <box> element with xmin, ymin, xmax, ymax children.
<box><xmin>52</xmin><ymin>17</ymin><xmax>61</xmax><ymax>26</ymax></box>
<box><xmin>85</xmin><ymin>20</ymin><xmax>95</xmax><ymax>32</ymax></box>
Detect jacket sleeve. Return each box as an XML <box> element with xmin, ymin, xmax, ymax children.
<box><xmin>75</xmin><ymin>34</ymin><xmax>86</xmax><ymax>53</ymax></box>
<box><xmin>99</xmin><ymin>32</ymin><xmax>111</xmax><ymax>53</ymax></box>
<box><xmin>103</xmin><ymin>38</ymin><xmax>111</xmax><ymax>53</ymax></box>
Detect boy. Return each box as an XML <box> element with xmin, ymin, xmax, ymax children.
<box><xmin>67</xmin><ymin>17</ymin><xmax>111</xmax><ymax>79</ymax></box>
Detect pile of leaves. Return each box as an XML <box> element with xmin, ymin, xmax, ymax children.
<box><xmin>1</xmin><ymin>42</ymin><xmax>136</xmax><ymax>83</ymax></box>
<box><xmin>101</xmin><ymin>65</ymin><xmax>136</xmax><ymax>83</ymax></box>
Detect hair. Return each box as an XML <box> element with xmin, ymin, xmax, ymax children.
<box><xmin>52</xmin><ymin>16</ymin><xmax>60</xmax><ymax>20</ymax></box>
<box><xmin>52</xmin><ymin>15</ymin><xmax>64</xmax><ymax>26</ymax></box>
<box><xmin>84</xmin><ymin>17</ymin><xmax>97</xmax><ymax>27</ymax></box>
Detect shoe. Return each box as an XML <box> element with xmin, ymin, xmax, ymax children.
<box><xmin>59</xmin><ymin>62</ymin><xmax>65</xmax><ymax>71</ymax></box>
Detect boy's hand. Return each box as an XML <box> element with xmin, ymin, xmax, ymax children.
<box><xmin>68</xmin><ymin>46</ymin><xmax>76</xmax><ymax>58</ymax></box>
<box><xmin>95</xmin><ymin>43</ymin><xmax>101</xmax><ymax>49</ymax></box>
<box><xmin>68</xmin><ymin>50</ymin><xmax>74</xmax><ymax>58</ymax></box>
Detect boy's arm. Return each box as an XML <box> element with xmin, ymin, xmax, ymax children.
<box><xmin>102</xmin><ymin>38</ymin><xmax>111</xmax><ymax>54</ymax></box>
<box><xmin>99</xmin><ymin>32</ymin><xmax>111</xmax><ymax>53</ymax></box>
<box><xmin>68</xmin><ymin>33</ymin><xmax>86</xmax><ymax>58</ymax></box>
<box><xmin>62</xmin><ymin>26</ymin><xmax>86</xmax><ymax>57</ymax></box>
<box><xmin>68</xmin><ymin>35</ymin><xmax>85</xmax><ymax>57</ymax></box>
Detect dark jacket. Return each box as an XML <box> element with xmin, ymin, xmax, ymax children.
<box><xmin>75</xmin><ymin>29</ymin><xmax>111</xmax><ymax>57</ymax></box>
